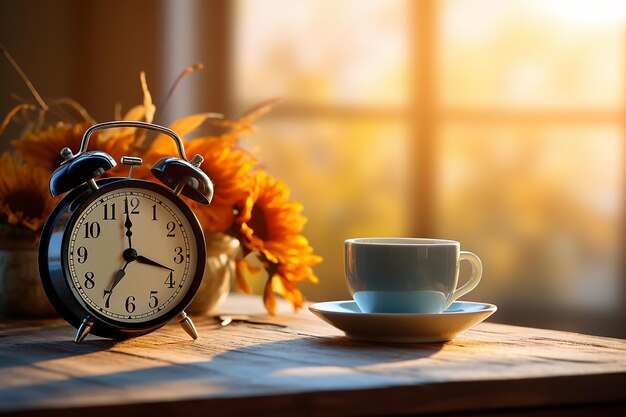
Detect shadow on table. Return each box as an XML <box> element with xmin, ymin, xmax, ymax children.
<box><xmin>0</xmin><ymin>321</ymin><xmax>120</xmax><ymax>369</ymax></box>
<box><xmin>0</xmin><ymin>334</ymin><xmax>445</xmax><ymax>408</ymax></box>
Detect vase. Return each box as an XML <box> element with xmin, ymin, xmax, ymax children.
<box><xmin>0</xmin><ymin>239</ymin><xmax>57</xmax><ymax>318</ymax></box>
<box><xmin>187</xmin><ymin>231</ymin><xmax>240</xmax><ymax>315</ymax></box>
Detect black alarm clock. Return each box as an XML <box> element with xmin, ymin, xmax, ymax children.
<box><xmin>39</xmin><ymin>121</ymin><xmax>213</xmax><ymax>343</ymax></box>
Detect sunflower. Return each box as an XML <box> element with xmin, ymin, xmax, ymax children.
<box><xmin>0</xmin><ymin>152</ymin><xmax>58</xmax><ymax>232</ymax></box>
<box><xmin>236</xmin><ymin>171</ymin><xmax>321</xmax><ymax>314</ymax></box>
<box><xmin>11</xmin><ymin>122</ymin><xmax>92</xmax><ymax>172</ymax></box>
<box><xmin>185</xmin><ymin>137</ymin><xmax>256</xmax><ymax>231</ymax></box>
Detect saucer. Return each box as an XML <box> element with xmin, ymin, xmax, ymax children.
<box><xmin>309</xmin><ymin>300</ymin><xmax>497</xmax><ymax>343</ymax></box>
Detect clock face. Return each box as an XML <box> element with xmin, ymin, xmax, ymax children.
<box><xmin>65</xmin><ymin>185</ymin><xmax>199</xmax><ymax>324</ymax></box>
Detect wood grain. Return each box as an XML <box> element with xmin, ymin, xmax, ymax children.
<box><xmin>0</xmin><ymin>294</ymin><xmax>625</xmax><ymax>417</ymax></box>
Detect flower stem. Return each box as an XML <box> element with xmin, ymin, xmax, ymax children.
<box><xmin>154</xmin><ymin>63</ymin><xmax>205</xmax><ymax>124</ymax></box>
<box><xmin>0</xmin><ymin>44</ymin><xmax>48</xmax><ymax>111</ymax></box>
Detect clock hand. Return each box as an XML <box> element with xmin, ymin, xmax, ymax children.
<box><xmin>136</xmin><ymin>255</ymin><xmax>174</xmax><ymax>271</ymax></box>
<box><xmin>124</xmin><ymin>198</ymin><xmax>133</xmax><ymax>248</ymax></box>
<box><xmin>108</xmin><ymin>260</ymin><xmax>130</xmax><ymax>293</ymax></box>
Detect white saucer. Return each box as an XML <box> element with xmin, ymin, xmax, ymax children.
<box><xmin>309</xmin><ymin>300</ymin><xmax>497</xmax><ymax>343</ymax></box>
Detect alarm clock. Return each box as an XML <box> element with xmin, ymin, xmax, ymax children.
<box><xmin>39</xmin><ymin>121</ymin><xmax>213</xmax><ymax>344</ymax></box>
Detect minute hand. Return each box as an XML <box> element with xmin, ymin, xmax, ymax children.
<box><xmin>124</xmin><ymin>198</ymin><xmax>133</xmax><ymax>248</ymax></box>
<box><xmin>136</xmin><ymin>255</ymin><xmax>174</xmax><ymax>271</ymax></box>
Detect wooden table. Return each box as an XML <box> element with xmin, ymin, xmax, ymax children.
<box><xmin>1</xmin><ymin>294</ymin><xmax>625</xmax><ymax>417</ymax></box>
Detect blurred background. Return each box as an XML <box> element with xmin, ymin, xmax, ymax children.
<box><xmin>1</xmin><ymin>0</ymin><xmax>624</xmax><ymax>337</ymax></box>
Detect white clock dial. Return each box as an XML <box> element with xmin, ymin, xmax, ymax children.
<box><xmin>66</xmin><ymin>187</ymin><xmax>199</xmax><ymax>323</ymax></box>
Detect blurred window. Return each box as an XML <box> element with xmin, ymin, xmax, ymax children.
<box><xmin>232</xmin><ymin>0</ymin><xmax>625</xmax><ymax>336</ymax></box>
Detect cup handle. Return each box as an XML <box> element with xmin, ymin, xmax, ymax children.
<box><xmin>444</xmin><ymin>251</ymin><xmax>483</xmax><ymax>310</ymax></box>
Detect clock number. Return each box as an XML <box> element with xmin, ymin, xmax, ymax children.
<box><xmin>173</xmin><ymin>247</ymin><xmax>184</xmax><ymax>264</ymax></box>
<box><xmin>77</xmin><ymin>246</ymin><xmax>88</xmax><ymax>263</ymax></box>
<box><xmin>83</xmin><ymin>222</ymin><xmax>101</xmax><ymax>239</ymax></box>
<box><xmin>125</xmin><ymin>296</ymin><xmax>136</xmax><ymax>313</ymax></box>
<box><xmin>84</xmin><ymin>271</ymin><xmax>95</xmax><ymax>289</ymax></box>
<box><xmin>166</xmin><ymin>221</ymin><xmax>176</xmax><ymax>237</ymax></box>
<box><xmin>103</xmin><ymin>203</ymin><xmax>117</xmax><ymax>220</ymax></box>
<box><xmin>148</xmin><ymin>290</ymin><xmax>159</xmax><ymax>308</ymax></box>
<box><xmin>164</xmin><ymin>271</ymin><xmax>175</xmax><ymax>288</ymax></box>
<box><xmin>151</xmin><ymin>204</ymin><xmax>158</xmax><ymax>221</ymax></box>
<box><xmin>103</xmin><ymin>290</ymin><xmax>112</xmax><ymax>308</ymax></box>
<box><xmin>124</xmin><ymin>197</ymin><xmax>140</xmax><ymax>215</ymax></box>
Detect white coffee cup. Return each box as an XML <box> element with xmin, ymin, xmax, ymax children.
<box><xmin>345</xmin><ymin>238</ymin><xmax>483</xmax><ymax>313</ymax></box>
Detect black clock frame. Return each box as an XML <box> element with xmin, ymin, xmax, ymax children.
<box><xmin>39</xmin><ymin>178</ymin><xmax>206</xmax><ymax>339</ymax></box>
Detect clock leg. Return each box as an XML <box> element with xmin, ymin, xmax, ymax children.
<box><xmin>177</xmin><ymin>311</ymin><xmax>198</xmax><ymax>340</ymax></box>
<box><xmin>74</xmin><ymin>316</ymin><xmax>94</xmax><ymax>344</ymax></box>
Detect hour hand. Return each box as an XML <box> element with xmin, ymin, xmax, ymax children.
<box><xmin>136</xmin><ymin>255</ymin><xmax>174</xmax><ymax>271</ymax></box>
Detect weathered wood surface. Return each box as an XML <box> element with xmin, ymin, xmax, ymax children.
<box><xmin>0</xmin><ymin>294</ymin><xmax>625</xmax><ymax>417</ymax></box>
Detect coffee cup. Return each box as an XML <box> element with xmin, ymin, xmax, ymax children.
<box><xmin>345</xmin><ymin>238</ymin><xmax>482</xmax><ymax>314</ymax></box>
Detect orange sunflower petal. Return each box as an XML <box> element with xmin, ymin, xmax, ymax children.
<box><xmin>235</xmin><ymin>259</ymin><xmax>256</xmax><ymax>294</ymax></box>
<box><xmin>272</xmin><ymin>274</ymin><xmax>304</xmax><ymax>311</ymax></box>
<box><xmin>184</xmin><ymin>138</ymin><xmax>256</xmax><ymax>231</ymax></box>
<box><xmin>151</xmin><ymin>113</ymin><xmax>221</xmax><ymax>149</ymax></box>
<box><xmin>140</xmin><ymin>71</ymin><xmax>155</xmax><ymax>124</ymax></box>
<box><xmin>208</xmin><ymin>98</ymin><xmax>281</xmax><ymax>145</ymax></box>
<box><xmin>263</xmin><ymin>276</ymin><xmax>277</xmax><ymax>316</ymax></box>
